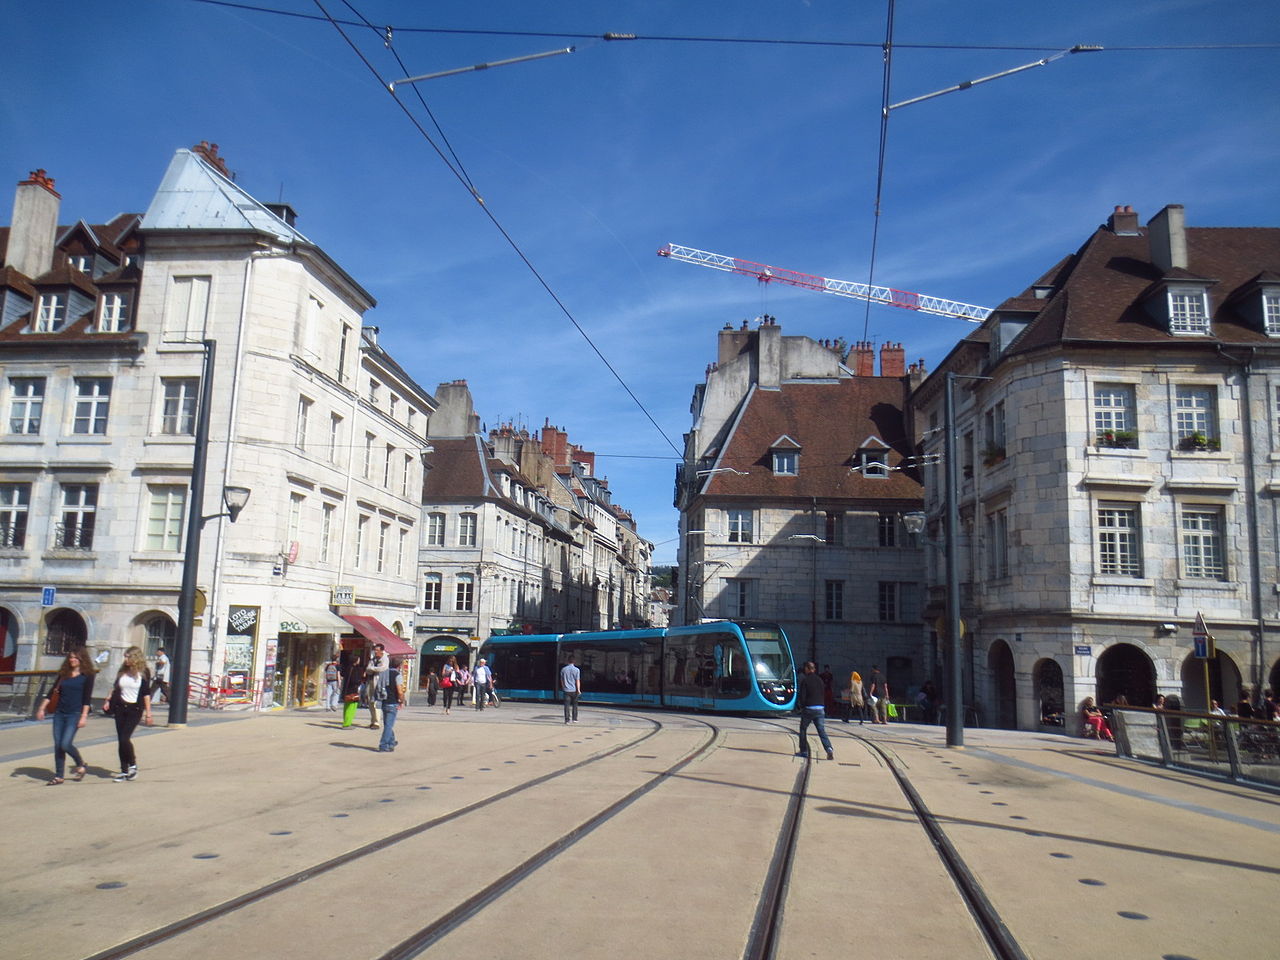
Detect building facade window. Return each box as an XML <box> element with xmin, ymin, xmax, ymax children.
<box><xmin>1097</xmin><ymin>503</ymin><xmax>1142</xmax><ymax>577</ymax></box>
<box><xmin>825</xmin><ymin>580</ymin><xmax>845</xmax><ymax>620</ymax></box>
<box><xmin>329</xmin><ymin>413</ymin><xmax>342</xmax><ymax>463</ymax></box>
<box><xmin>146</xmin><ymin>485</ymin><xmax>187</xmax><ymax>552</ymax></box>
<box><xmin>363</xmin><ymin>433</ymin><xmax>375</xmax><ymax>478</ymax></box>
<box><xmin>455</xmin><ymin>573</ymin><xmax>474</xmax><ymax>611</ymax></box>
<box><xmin>1093</xmin><ymin>383</ymin><xmax>1136</xmax><ymax>446</ymax></box>
<box><xmin>166</xmin><ymin>275</ymin><xmax>210</xmax><ymax>341</ymax></box>
<box><xmin>144</xmin><ymin>615</ymin><xmax>176</xmax><ymax>659</ymax></box>
<box><xmin>59</xmin><ymin>483</ymin><xmax>98</xmax><ymax>549</ymax></box>
<box><xmin>98</xmin><ymin>292</ymin><xmax>131</xmax><ymax>332</ymax></box>
<box><xmin>772</xmin><ymin>450</ymin><xmax>798</xmax><ymax>475</ymax></box>
<box><xmin>0</xmin><ymin>482</ymin><xmax>30</xmax><ymax>548</ymax></box>
<box><xmin>877</xmin><ymin>581</ymin><xmax>898</xmax><ymax>622</ymax></box>
<box><xmin>402</xmin><ymin>454</ymin><xmax>413</xmax><ymax>498</ymax></box>
<box><xmin>8</xmin><ymin>377</ymin><xmax>44</xmax><ymax>434</ymax></box>
<box><xmin>287</xmin><ymin>493</ymin><xmax>304</xmax><ymax>545</ymax></box>
<box><xmin>383</xmin><ymin>444</ymin><xmax>394</xmax><ymax>488</ymax></box>
<box><xmin>824</xmin><ymin>512</ymin><xmax>843</xmax><ymax>545</ymax></box>
<box><xmin>337</xmin><ymin>323</ymin><xmax>351</xmax><ymax>383</ymax></box>
<box><xmin>320</xmin><ymin>503</ymin><xmax>335</xmax><ymax>563</ymax></box>
<box><xmin>35</xmin><ymin>294</ymin><xmax>66</xmax><ymax>332</ymax></box>
<box><xmin>397</xmin><ymin>528</ymin><xmax>408</xmax><ymax>577</ymax></box>
<box><xmin>725</xmin><ymin>578</ymin><xmax>754</xmax><ymax>619</ymax></box>
<box><xmin>458</xmin><ymin>512</ymin><xmax>477</xmax><ymax>547</ymax></box>
<box><xmin>423</xmin><ymin>573</ymin><xmax>442</xmax><ymax>611</ymax></box>
<box><xmin>161</xmin><ymin>378</ymin><xmax>198</xmax><ymax>435</ymax></box>
<box><xmin>427</xmin><ymin>512</ymin><xmax>445</xmax><ymax>546</ymax></box>
<box><xmin>860</xmin><ymin>451</ymin><xmax>889</xmax><ymax>478</ymax></box>
<box><xmin>1174</xmin><ymin>386</ymin><xmax>1217</xmax><ymax>446</ymax></box>
<box><xmin>727</xmin><ymin>509</ymin><xmax>753</xmax><ymax>544</ymax></box>
<box><xmin>878</xmin><ymin>512</ymin><xmax>897</xmax><ymax>547</ymax></box>
<box><xmin>1181</xmin><ymin>508</ymin><xmax>1225</xmax><ymax>580</ymax></box>
<box><xmin>295</xmin><ymin>397</ymin><xmax>312</xmax><ymax>450</ymax></box>
<box><xmin>355</xmin><ymin>514</ymin><xmax>369</xmax><ymax>568</ymax></box>
<box><xmin>73</xmin><ymin>378</ymin><xmax>112</xmax><ymax>435</ymax></box>
<box><xmin>986</xmin><ymin>509</ymin><xmax>1009</xmax><ymax>579</ymax></box>
<box><xmin>1265</xmin><ymin>292</ymin><xmax>1280</xmax><ymax>336</ymax></box>
<box><xmin>377</xmin><ymin>521</ymin><xmax>390</xmax><ymax>573</ymax></box>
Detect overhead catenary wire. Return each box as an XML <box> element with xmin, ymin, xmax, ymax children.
<box><xmin>311</xmin><ymin>0</ymin><xmax>682</xmax><ymax>457</ymax></box>
<box><xmin>861</xmin><ymin>0</ymin><xmax>897</xmax><ymax>345</ymax></box>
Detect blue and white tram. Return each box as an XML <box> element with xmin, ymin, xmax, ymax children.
<box><xmin>479</xmin><ymin>620</ymin><xmax>797</xmax><ymax>714</ymax></box>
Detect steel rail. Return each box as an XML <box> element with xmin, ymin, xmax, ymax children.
<box><xmin>742</xmin><ymin>756</ymin><xmax>810</xmax><ymax>960</ymax></box>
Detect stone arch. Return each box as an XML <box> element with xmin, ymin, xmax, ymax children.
<box><xmin>0</xmin><ymin>606</ymin><xmax>18</xmax><ymax>675</ymax></box>
<box><xmin>986</xmin><ymin>639</ymin><xmax>1016</xmax><ymax>729</ymax></box>
<box><xmin>1033</xmin><ymin>657</ymin><xmax>1065</xmax><ymax>727</ymax></box>
<box><xmin>44</xmin><ymin>608</ymin><xmax>88</xmax><ymax>658</ymax></box>
<box><xmin>1270</xmin><ymin>657</ymin><xmax>1280</xmax><ymax>700</ymax></box>
<box><xmin>1095</xmin><ymin>642</ymin><xmax>1156</xmax><ymax>707</ymax></box>
<box><xmin>1178</xmin><ymin>649</ymin><xmax>1243</xmax><ymax>712</ymax></box>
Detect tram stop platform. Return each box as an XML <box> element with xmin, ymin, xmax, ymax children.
<box><xmin>1</xmin><ymin>704</ymin><xmax>1276</xmax><ymax>960</ymax></box>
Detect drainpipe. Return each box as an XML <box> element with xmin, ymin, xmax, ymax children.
<box><xmin>1217</xmin><ymin>346</ymin><xmax>1265</xmax><ymax>696</ymax></box>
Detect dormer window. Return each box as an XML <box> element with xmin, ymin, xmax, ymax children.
<box><xmin>772</xmin><ymin>450</ymin><xmax>798</xmax><ymax>475</ymax></box>
<box><xmin>860</xmin><ymin>451</ymin><xmax>889</xmax><ymax>478</ymax></box>
<box><xmin>70</xmin><ymin>255</ymin><xmax>93</xmax><ymax>274</ymax></box>
<box><xmin>98</xmin><ymin>292</ymin><xmax>131</xmax><ymax>332</ymax></box>
<box><xmin>1168</xmin><ymin>285</ymin><xmax>1210</xmax><ymax>335</ymax></box>
<box><xmin>1264</xmin><ymin>291</ymin><xmax>1280</xmax><ymax>336</ymax></box>
<box><xmin>35</xmin><ymin>294</ymin><xmax>65</xmax><ymax>332</ymax></box>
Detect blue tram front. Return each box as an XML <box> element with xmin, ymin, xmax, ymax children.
<box><xmin>479</xmin><ymin>620</ymin><xmax>796</xmax><ymax>713</ymax></box>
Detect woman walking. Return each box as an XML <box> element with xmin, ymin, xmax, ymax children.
<box><xmin>440</xmin><ymin>656</ymin><xmax>458</xmax><ymax>715</ymax></box>
<box><xmin>103</xmin><ymin>646</ymin><xmax>153</xmax><ymax>781</ymax></box>
<box><xmin>35</xmin><ymin>646</ymin><xmax>97</xmax><ymax>785</ymax></box>
<box><xmin>340</xmin><ymin>651</ymin><xmax>365</xmax><ymax>728</ymax></box>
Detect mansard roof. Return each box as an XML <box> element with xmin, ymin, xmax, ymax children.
<box><xmin>700</xmin><ymin>377</ymin><xmax>921</xmax><ymax>501</ymax></box>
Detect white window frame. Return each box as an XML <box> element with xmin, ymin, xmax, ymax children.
<box><xmin>772</xmin><ymin>450</ymin><xmax>798</xmax><ymax>475</ymax></box>
<box><xmin>59</xmin><ymin>483</ymin><xmax>98</xmax><ymax>549</ymax></box>
<box><xmin>1168</xmin><ymin>286</ymin><xmax>1210</xmax><ymax>335</ymax></box>
<box><xmin>160</xmin><ymin>378</ymin><xmax>198</xmax><ymax>436</ymax></box>
<box><xmin>825</xmin><ymin>580</ymin><xmax>845</xmax><ymax>621</ymax></box>
<box><xmin>8</xmin><ymin>377</ymin><xmax>44</xmax><ymax>434</ymax></box>
<box><xmin>458</xmin><ymin>512</ymin><xmax>478</xmax><ymax>547</ymax></box>
<box><xmin>0</xmin><ymin>482</ymin><xmax>31</xmax><ymax>548</ymax></box>
<box><xmin>1097</xmin><ymin>502</ymin><xmax>1142</xmax><ymax>577</ymax></box>
<box><xmin>166</xmin><ymin>275</ymin><xmax>211</xmax><ymax>341</ymax></box>
<box><xmin>986</xmin><ymin>508</ymin><xmax>1009</xmax><ymax>579</ymax></box>
<box><xmin>35</xmin><ymin>294</ymin><xmax>66</xmax><ymax>332</ymax></box>
<box><xmin>295</xmin><ymin>397</ymin><xmax>312</xmax><ymax>450</ymax></box>
<box><xmin>355</xmin><ymin>514</ymin><xmax>369</xmax><ymax>569</ymax></box>
<box><xmin>727</xmin><ymin>509</ymin><xmax>753</xmax><ymax>544</ymax></box>
<box><xmin>1174</xmin><ymin>385</ymin><xmax>1217</xmax><ymax>442</ymax></box>
<box><xmin>146</xmin><ymin>485</ymin><xmax>187</xmax><ymax>552</ymax></box>
<box><xmin>320</xmin><ymin>502</ymin><xmax>335</xmax><ymax>563</ymax></box>
<box><xmin>877</xmin><ymin>581</ymin><xmax>898</xmax><ymax>622</ymax></box>
<box><xmin>72</xmin><ymin>377</ymin><xmax>112</xmax><ymax>435</ymax></box>
<box><xmin>1265</xmin><ymin>292</ymin><xmax>1280</xmax><ymax>336</ymax></box>
<box><xmin>1180</xmin><ymin>507</ymin><xmax>1225</xmax><ymax>580</ymax></box>
<box><xmin>1093</xmin><ymin>383</ymin><xmax>1136</xmax><ymax>439</ymax></box>
<box><xmin>860</xmin><ymin>451</ymin><xmax>889</xmax><ymax>478</ymax></box>
<box><xmin>288</xmin><ymin>493</ymin><xmax>304</xmax><ymax>545</ymax></box>
<box><xmin>98</xmin><ymin>291</ymin><xmax>131</xmax><ymax>332</ymax></box>
<box><xmin>455</xmin><ymin>573</ymin><xmax>474</xmax><ymax>612</ymax></box>
<box><xmin>423</xmin><ymin>573</ymin><xmax>442</xmax><ymax>611</ymax></box>
<box><xmin>427</xmin><ymin>512</ymin><xmax>445</xmax><ymax>546</ymax></box>
<box><xmin>376</xmin><ymin>521</ymin><xmax>389</xmax><ymax>573</ymax></box>
<box><xmin>363</xmin><ymin>433</ymin><xmax>375</xmax><ymax>479</ymax></box>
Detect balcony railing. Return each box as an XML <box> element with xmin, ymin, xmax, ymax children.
<box><xmin>0</xmin><ymin>523</ymin><xmax>25</xmax><ymax>548</ymax></box>
<box><xmin>52</xmin><ymin>522</ymin><xmax>94</xmax><ymax>550</ymax></box>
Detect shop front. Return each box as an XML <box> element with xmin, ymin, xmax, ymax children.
<box><xmin>342</xmin><ymin>614</ymin><xmax>417</xmax><ymax>690</ymax></box>
<box><xmin>415</xmin><ymin>630</ymin><xmax>473</xmax><ymax>688</ymax></box>
<box><xmin>277</xmin><ymin>608</ymin><xmax>351</xmax><ymax>708</ymax></box>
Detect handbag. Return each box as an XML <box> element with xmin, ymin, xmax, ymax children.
<box><xmin>441</xmin><ymin>674</ymin><xmax>453</xmax><ymax>688</ymax></box>
<box><xmin>343</xmin><ymin>692</ymin><xmax>359</xmax><ymax>703</ymax></box>
<box><xmin>45</xmin><ymin>681</ymin><xmax>62</xmax><ymax>713</ymax></box>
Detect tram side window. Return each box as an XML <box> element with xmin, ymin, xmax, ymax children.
<box><xmin>493</xmin><ymin>643</ymin><xmax>557</xmax><ymax>691</ymax></box>
<box><xmin>563</xmin><ymin>643</ymin><xmax>638</xmax><ymax>694</ymax></box>
<box><xmin>713</xmin><ymin>634</ymin><xmax>751</xmax><ymax>699</ymax></box>
<box><xmin>664</xmin><ymin>633</ymin><xmax>700</xmax><ymax>698</ymax></box>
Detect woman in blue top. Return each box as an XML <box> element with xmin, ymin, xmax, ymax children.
<box><xmin>35</xmin><ymin>646</ymin><xmax>97</xmax><ymax>785</ymax></box>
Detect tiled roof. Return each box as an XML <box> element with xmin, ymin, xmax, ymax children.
<box><xmin>701</xmin><ymin>378</ymin><xmax>922</xmax><ymax>501</ymax></box>
<box><xmin>422</xmin><ymin>437</ymin><xmax>492</xmax><ymax>501</ymax></box>
<box><xmin>1004</xmin><ymin>223</ymin><xmax>1280</xmax><ymax>356</ymax></box>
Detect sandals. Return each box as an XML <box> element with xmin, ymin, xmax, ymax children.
<box><xmin>46</xmin><ymin>777</ymin><xmax>64</xmax><ymax>786</ymax></box>
<box><xmin>72</xmin><ymin>766</ymin><xmax>87</xmax><ymax>781</ymax></box>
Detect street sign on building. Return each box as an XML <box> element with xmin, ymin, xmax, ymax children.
<box><xmin>331</xmin><ymin>585</ymin><xmax>355</xmax><ymax>606</ymax></box>
<box><xmin>41</xmin><ymin>587</ymin><xmax>56</xmax><ymax>607</ymax></box>
<box><xmin>1192</xmin><ymin>611</ymin><xmax>1214</xmax><ymax>659</ymax></box>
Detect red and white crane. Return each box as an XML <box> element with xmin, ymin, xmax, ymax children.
<box><xmin>657</xmin><ymin>243</ymin><xmax>992</xmax><ymax>323</ymax></box>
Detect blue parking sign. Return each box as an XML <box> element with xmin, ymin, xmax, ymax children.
<box><xmin>42</xmin><ymin>586</ymin><xmax>56</xmax><ymax>606</ymax></box>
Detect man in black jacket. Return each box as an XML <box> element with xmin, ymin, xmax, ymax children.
<box><xmin>796</xmin><ymin>661</ymin><xmax>835</xmax><ymax>760</ymax></box>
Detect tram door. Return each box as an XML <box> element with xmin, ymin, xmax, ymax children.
<box><xmin>664</xmin><ymin>632</ymin><xmax>717</xmax><ymax>708</ymax></box>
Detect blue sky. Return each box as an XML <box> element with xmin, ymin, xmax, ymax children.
<box><xmin>3</xmin><ymin>1</ymin><xmax>1278</xmax><ymax>563</ymax></box>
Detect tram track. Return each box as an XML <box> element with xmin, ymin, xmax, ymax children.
<box><xmin>82</xmin><ymin>716</ymin><xmax>670</xmax><ymax>960</ymax></box>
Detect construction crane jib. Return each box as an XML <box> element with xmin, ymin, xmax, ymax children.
<box><xmin>658</xmin><ymin>243</ymin><xmax>992</xmax><ymax>323</ymax></box>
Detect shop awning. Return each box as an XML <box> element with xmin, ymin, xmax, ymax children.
<box><xmin>280</xmin><ymin>608</ymin><xmax>352</xmax><ymax>634</ymax></box>
<box><xmin>342</xmin><ymin>615</ymin><xmax>416</xmax><ymax>657</ymax></box>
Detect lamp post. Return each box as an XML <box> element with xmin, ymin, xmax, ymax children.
<box><xmin>904</xmin><ymin>370</ymin><xmax>978</xmax><ymax>748</ymax></box>
<box><xmin>789</xmin><ymin>534</ymin><xmax>824</xmax><ymax>664</ymax></box>
<box><xmin>169</xmin><ymin>339</ymin><xmax>251</xmax><ymax>727</ymax></box>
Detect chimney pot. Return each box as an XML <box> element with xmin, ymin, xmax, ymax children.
<box><xmin>1108</xmin><ymin>204</ymin><xmax>1141</xmax><ymax>236</ymax></box>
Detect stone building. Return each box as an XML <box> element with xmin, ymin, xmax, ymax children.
<box><xmin>0</xmin><ymin>145</ymin><xmax>432</xmax><ymax>706</ymax></box>
<box><xmin>676</xmin><ymin>318</ymin><xmax>926</xmax><ymax>693</ymax></box>
<box><xmin>912</xmin><ymin>204</ymin><xmax>1280</xmax><ymax>730</ymax></box>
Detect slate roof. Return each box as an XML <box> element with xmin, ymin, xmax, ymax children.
<box><xmin>700</xmin><ymin>378</ymin><xmax>922</xmax><ymax>501</ymax></box>
<box><xmin>422</xmin><ymin>437</ymin><xmax>494</xmax><ymax>501</ymax></box>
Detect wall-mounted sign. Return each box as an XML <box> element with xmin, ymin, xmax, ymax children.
<box><xmin>332</xmin><ymin>585</ymin><xmax>355</xmax><ymax>606</ymax></box>
<box><xmin>1074</xmin><ymin>645</ymin><xmax>1091</xmax><ymax>655</ymax></box>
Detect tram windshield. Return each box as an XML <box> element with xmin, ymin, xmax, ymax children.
<box><xmin>745</xmin><ymin>633</ymin><xmax>795</xmax><ymax>683</ymax></box>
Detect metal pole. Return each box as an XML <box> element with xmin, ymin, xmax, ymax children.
<box><xmin>809</xmin><ymin>539</ymin><xmax>818</xmax><ymax>664</ymax></box>
<box><xmin>944</xmin><ymin>372</ymin><xmax>964</xmax><ymax>747</ymax></box>
<box><xmin>170</xmin><ymin>339</ymin><xmax>215</xmax><ymax>727</ymax></box>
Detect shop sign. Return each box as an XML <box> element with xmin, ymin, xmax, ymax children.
<box><xmin>332</xmin><ymin>585</ymin><xmax>355</xmax><ymax>606</ymax></box>
<box><xmin>279</xmin><ymin>619</ymin><xmax>309</xmax><ymax>634</ymax></box>
<box><xmin>428</xmin><ymin>639</ymin><xmax>466</xmax><ymax>654</ymax></box>
<box><xmin>414</xmin><ymin>625</ymin><xmax>470</xmax><ymax>635</ymax></box>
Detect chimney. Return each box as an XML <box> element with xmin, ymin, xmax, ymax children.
<box><xmin>757</xmin><ymin>319</ymin><xmax>781</xmax><ymax>389</ymax></box>
<box><xmin>852</xmin><ymin>341</ymin><xmax>875</xmax><ymax>377</ymax></box>
<box><xmin>880</xmin><ymin>341</ymin><xmax>905</xmax><ymax>377</ymax></box>
<box><xmin>1148</xmin><ymin>204</ymin><xmax>1187</xmax><ymax>273</ymax></box>
<box><xmin>1108</xmin><ymin>204</ymin><xmax>1140</xmax><ymax>236</ymax></box>
<box><xmin>191</xmin><ymin>141</ymin><xmax>232</xmax><ymax>178</ymax></box>
<box><xmin>5</xmin><ymin>169</ymin><xmax>61</xmax><ymax>279</ymax></box>
<box><xmin>265</xmin><ymin>202</ymin><xmax>298</xmax><ymax>227</ymax></box>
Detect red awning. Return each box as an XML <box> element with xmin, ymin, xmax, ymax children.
<box><xmin>342</xmin><ymin>615</ymin><xmax>415</xmax><ymax>657</ymax></box>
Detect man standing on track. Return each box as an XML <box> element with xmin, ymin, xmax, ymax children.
<box><xmin>796</xmin><ymin>661</ymin><xmax>834</xmax><ymax>761</ymax></box>
<box><xmin>560</xmin><ymin>653</ymin><xmax>581</xmax><ymax>724</ymax></box>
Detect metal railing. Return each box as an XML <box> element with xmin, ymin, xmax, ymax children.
<box><xmin>0</xmin><ymin>670</ymin><xmax>61</xmax><ymax>719</ymax></box>
<box><xmin>1113</xmin><ymin>707</ymin><xmax>1280</xmax><ymax>790</ymax></box>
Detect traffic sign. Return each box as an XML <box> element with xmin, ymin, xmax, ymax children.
<box><xmin>1192</xmin><ymin>611</ymin><xmax>1214</xmax><ymax>659</ymax></box>
<box><xmin>41</xmin><ymin>587</ymin><xmax>56</xmax><ymax>607</ymax></box>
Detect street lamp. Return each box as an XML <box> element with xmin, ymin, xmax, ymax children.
<box><xmin>789</xmin><ymin>534</ymin><xmax>824</xmax><ymax>663</ymax></box>
<box><xmin>170</xmin><ymin>339</ymin><xmax>252</xmax><ymax>727</ymax></box>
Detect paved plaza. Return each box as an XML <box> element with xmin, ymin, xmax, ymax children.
<box><xmin>3</xmin><ymin>703</ymin><xmax>1278</xmax><ymax>960</ymax></box>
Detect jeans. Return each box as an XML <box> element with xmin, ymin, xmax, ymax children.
<box><xmin>379</xmin><ymin>703</ymin><xmax>399</xmax><ymax>751</ymax></box>
<box><xmin>475</xmin><ymin>682</ymin><xmax>488</xmax><ymax>710</ymax></box>
<box><xmin>51</xmin><ymin>712</ymin><xmax>84</xmax><ymax>778</ymax></box>
<box><xmin>325</xmin><ymin>681</ymin><xmax>340</xmax><ymax>710</ymax></box>
<box><xmin>563</xmin><ymin>691</ymin><xmax>579</xmax><ymax>723</ymax></box>
<box><xmin>798</xmin><ymin>707</ymin><xmax>833</xmax><ymax>755</ymax></box>
<box><xmin>113</xmin><ymin>702</ymin><xmax>143</xmax><ymax>770</ymax></box>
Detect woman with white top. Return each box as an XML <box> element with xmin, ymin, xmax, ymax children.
<box><xmin>103</xmin><ymin>646</ymin><xmax>153</xmax><ymax>781</ymax></box>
